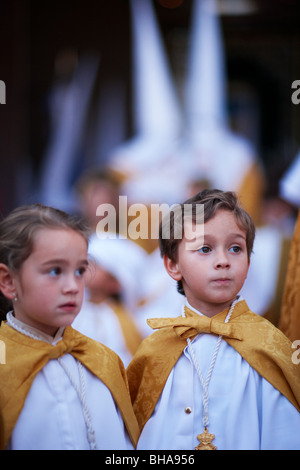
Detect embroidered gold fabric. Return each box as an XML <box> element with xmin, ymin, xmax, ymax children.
<box><xmin>279</xmin><ymin>211</ymin><xmax>300</xmax><ymax>342</ymax></box>
<box><xmin>127</xmin><ymin>300</ymin><xmax>300</xmax><ymax>432</ymax></box>
<box><xmin>0</xmin><ymin>324</ymin><xmax>140</xmax><ymax>449</ymax></box>
<box><xmin>108</xmin><ymin>300</ymin><xmax>143</xmax><ymax>356</ymax></box>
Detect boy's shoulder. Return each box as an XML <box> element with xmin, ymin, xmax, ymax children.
<box><xmin>227</xmin><ymin>300</ymin><xmax>294</xmax><ymax>354</ymax></box>
<box><xmin>130</xmin><ymin>300</ymin><xmax>291</xmax><ymax>363</ymax></box>
<box><xmin>129</xmin><ymin>317</ymin><xmax>187</xmax><ymax>367</ymax></box>
<box><xmin>128</xmin><ymin>301</ymin><xmax>300</xmax><ymax>430</ymax></box>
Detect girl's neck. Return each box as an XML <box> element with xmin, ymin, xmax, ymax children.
<box><xmin>6</xmin><ymin>311</ymin><xmax>64</xmax><ymax>344</ymax></box>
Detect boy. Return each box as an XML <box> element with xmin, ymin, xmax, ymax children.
<box><xmin>127</xmin><ymin>189</ymin><xmax>300</xmax><ymax>450</ymax></box>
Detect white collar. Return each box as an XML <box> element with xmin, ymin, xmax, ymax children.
<box><xmin>184</xmin><ymin>300</ymin><xmax>204</xmax><ymax>317</ymax></box>
<box><xmin>6</xmin><ymin>311</ymin><xmax>65</xmax><ymax>345</ymax></box>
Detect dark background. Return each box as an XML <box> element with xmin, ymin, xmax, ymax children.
<box><xmin>1</xmin><ymin>0</ymin><xmax>300</xmax><ymax>216</ymax></box>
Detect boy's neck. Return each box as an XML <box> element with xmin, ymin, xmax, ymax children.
<box><xmin>185</xmin><ymin>296</ymin><xmax>240</xmax><ymax>318</ymax></box>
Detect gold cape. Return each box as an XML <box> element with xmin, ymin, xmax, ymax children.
<box><xmin>127</xmin><ymin>300</ymin><xmax>300</xmax><ymax>432</ymax></box>
<box><xmin>0</xmin><ymin>323</ymin><xmax>140</xmax><ymax>449</ymax></box>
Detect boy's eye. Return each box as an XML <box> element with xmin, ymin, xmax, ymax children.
<box><xmin>198</xmin><ymin>246</ymin><xmax>211</xmax><ymax>254</ymax></box>
<box><xmin>229</xmin><ymin>246</ymin><xmax>241</xmax><ymax>253</ymax></box>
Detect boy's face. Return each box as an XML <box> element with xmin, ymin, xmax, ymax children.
<box><xmin>164</xmin><ymin>210</ymin><xmax>250</xmax><ymax>317</ymax></box>
<box><xmin>11</xmin><ymin>228</ymin><xmax>88</xmax><ymax>336</ymax></box>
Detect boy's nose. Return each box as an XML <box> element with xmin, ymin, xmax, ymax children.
<box><xmin>215</xmin><ymin>251</ymin><xmax>230</xmax><ymax>269</ymax></box>
<box><xmin>216</xmin><ymin>261</ymin><xmax>230</xmax><ymax>269</ymax></box>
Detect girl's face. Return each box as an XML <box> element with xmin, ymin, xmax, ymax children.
<box><xmin>164</xmin><ymin>210</ymin><xmax>250</xmax><ymax>317</ymax></box>
<box><xmin>12</xmin><ymin>228</ymin><xmax>88</xmax><ymax>336</ymax></box>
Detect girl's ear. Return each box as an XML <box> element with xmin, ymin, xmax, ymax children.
<box><xmin>0</xmin><ymin>264</ymin><xmax>16</xmax><ymax>300</ymax></box>
<box><xmin>163</xmin><ymin>254</ymin><xmax>182</xmax><ymax>282</ymax></box>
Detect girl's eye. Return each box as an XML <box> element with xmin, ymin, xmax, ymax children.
<box><xmin>198</xmin><ymin>246</ymin><xmax>211</xmax><ymax>254</ymax></box>
<box><xmin>49</xmin><ymin>267</ymin><xmax>61</xmax><ymax>276</ymax></box>
<box><xmin>76</xmin><ymin>266</ymin><xmax>87</xmax><ymax>277</ymax></box>
<box><xmin>229</xmin><ymin>246</ymin><xmax>241</xmax><ymax>253</ymax></box>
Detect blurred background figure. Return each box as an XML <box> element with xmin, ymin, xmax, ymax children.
<box><xmin>1</xmin><ymin>0</ymin><xmax>300</xmax><ymax>339</ymax></box>
<box><xmin>278</xmin><ymin>150</ymin><xmax>300</xmax><ymax>342</ymax></box>
<box><xmin>280</xmin><ymin>150</ymin><xmax>300</xmax><ymax>210</ymax></box>
<box><xmin>74</xmin><ymin>167</ymin><xmax>121</xmax><ymax>234</ymax></box>
<box><xmin>108</xmin><ymin>0</ymin><xmax>184</xmax><ymax>208</ymax></box>
<box><xmin>133</xmin><ymin>247</ymin><xmax>185</xmax><ymax>337</ymax></box>
<box><xmin>179</xmin><ymin>0</ymin><xmax>265</xmax><ymax>226</ymax></box>
<box><xmin>73</xmin><ymin>234</ymin><xmax>146</xmax><ymax>366</ymax></box>
<box><xmin>39</xmin><ymin>51</ymin><xmax>100</xmax><ymax>212</ymax></box>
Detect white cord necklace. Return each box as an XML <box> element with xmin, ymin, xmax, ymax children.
<box><xmin>6</xmin><ymin>312</ymin><xmax>97</xmax><ymax>450</ymax></box>
<box><xmin>57</xmin><ymin>358</ymin><xmax>97</xmax><ymax>450</ymax></box>
<box><xmin>186</xmin><ymin>297</ymin><xmax>239</xmax><ymax>450</ymax></box>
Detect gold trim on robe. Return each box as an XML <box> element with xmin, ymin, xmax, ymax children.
<box><xmin>127</xmin><ymin>300</ymin><xmax>300</xmax><ymax>432</ymax></box>
<box><xmin>107</xmin><ymin>300</ymin><xmax>143</xmax><ymax>356</ymax></box>
<box><xmin>0</xmin><ymin>324</ymin><xmax>140</xmax><ymax>450</ymax></box>
<box><xmin>279</xmin><ymin>211</ymin><xmax>300</xmax><ymax>342</ymax></box>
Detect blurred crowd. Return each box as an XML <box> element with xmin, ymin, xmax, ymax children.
<box><xmin>15</xmin><ymin>0</ymin><xmax>300</xmax><ymax>363</ymax></box>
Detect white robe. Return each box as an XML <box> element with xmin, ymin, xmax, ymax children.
<box><xmin>137</xmin><ymin>302</ymin><xmax>300</xmax><ymax>450</ymax></box>
<box><xmin>6</xmin><ymin>321</ymin><xmax>133</xmax><ymax>450</ymax></box>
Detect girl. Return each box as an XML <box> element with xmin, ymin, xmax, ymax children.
<box><xmin>0</xmin><ymin>203</ymin><xmax>139</xmax><ymax>450</ymax></box>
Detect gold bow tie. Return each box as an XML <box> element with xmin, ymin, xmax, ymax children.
<box><xmin>147</xmin><ymin>306</ymin><xmax>243</xmax><ymax>341</ymax></box>
<box><xmin>48</xmin><ymin>335</ymin><xmax>88</xmax><ymax>360</ymax></box>
<box><xmin>0</xmin><ymin>323</ymin><xmax>140</xmax><ymax>449</ymax></box>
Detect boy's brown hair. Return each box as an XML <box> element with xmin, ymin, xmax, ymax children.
<box><xmin>159</xmin><ymin>189</ymin><xmax>255</xmax><ymax>295</ymax></box>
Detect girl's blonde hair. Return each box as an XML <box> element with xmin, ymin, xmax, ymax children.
<box><xmin>0</xmin><ymin>203</ymin><xmax>90</xmax><ymax>320</ymax></box>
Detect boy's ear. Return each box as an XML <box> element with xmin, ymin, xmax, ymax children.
<box><xmin>0</xmin><ymin>264</ymin><xmax>17</xmax><ymax>300</ymax></box>
<box><xmin>163</xmin><ymin>254</ymin><xmax>182</xmax><ymax>282</ymax></box>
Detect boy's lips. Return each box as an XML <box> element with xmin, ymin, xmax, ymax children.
<box><xmin>59</xmin><ymin>301</ymin><xmax>77</xmax><ymax>311</ymax></box>
<box><xmin>213</xmin><ymin>278</ymin><xmax>231</xmax><ymax>285</ymax></box>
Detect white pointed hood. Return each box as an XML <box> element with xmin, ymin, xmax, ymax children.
<box><xmin>88</xmin><ymin>233</ymin><xmax>147</xmax><ymax>310</ymax></box>
<box><xmin>109</xmin><ymin>0</ymin><xmax>182</xmax><ymax>182</ymax></box>
<box><xmin>280</xmin><ymin>150</ymin><xmax>300</xmax><ymax>208</ymax></box>
<box><xmin>182</xmin><ymin>0</ymin><xmax>256</xmax><ymax>193</ymax></box>
<box><xmin>185</xmin><ymin>0</ymin><xmax>227</xmax><ymax>134</ymax></box>
<box><xmin>131</xmin><ymin>0</ymin><xmax>182</xmax><ymax>139</ymax></box>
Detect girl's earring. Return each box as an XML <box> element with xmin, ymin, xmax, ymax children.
<box><xmin>13</xmin><ymin>294</ymin><xmax>18</xmax><ymax>302</ymax></box>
